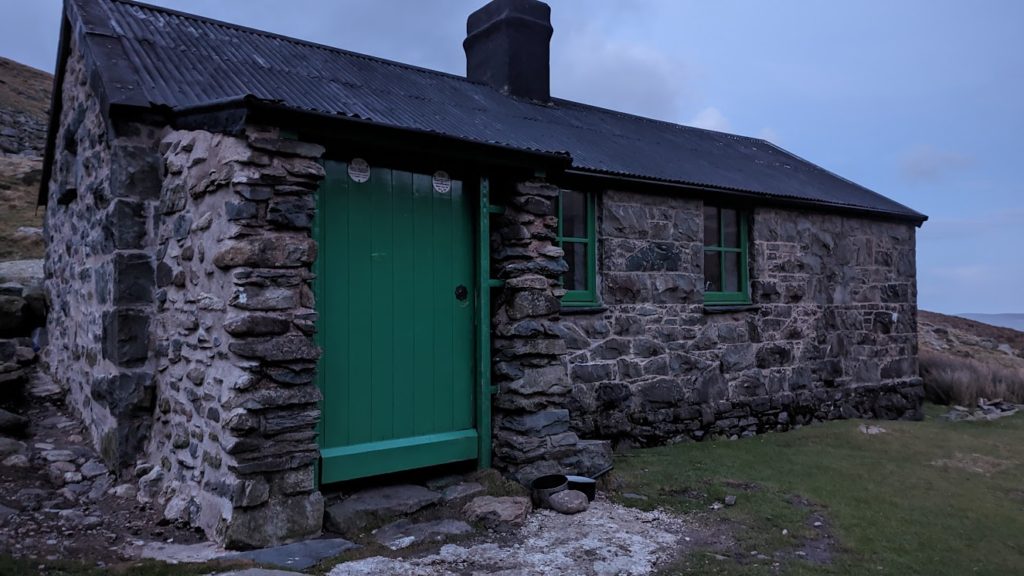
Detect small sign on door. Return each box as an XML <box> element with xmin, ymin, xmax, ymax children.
<box><xmin>433</xmin><ymin>171</ymin><xmax>451</xmax><ymax>194</ymax></box>
<box><xmin>349</xmin><ymin>158</ymin><xmax>370</xmax><ymax>183</ymax></box>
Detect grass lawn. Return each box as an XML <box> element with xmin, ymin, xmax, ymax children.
<box><xmin>611</xmin><ymin>404</ymin><xmax>1024</xmax><ymax>575</ymax></box>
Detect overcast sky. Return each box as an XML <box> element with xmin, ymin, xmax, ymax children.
<box><xmin>2</xmin><ymin>0</ymin><xmax>1021</xmax><ymax>315</ymax></box>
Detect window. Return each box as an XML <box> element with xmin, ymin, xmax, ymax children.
<box><xmin>557</xmin><ymin>189</ymin><xmax>598</xmax><ymax>306</ymax></box>
<box><xmin>703</xmin><ymin>205</ymin><xmax>750</xmax><ymax>305</ymax></box>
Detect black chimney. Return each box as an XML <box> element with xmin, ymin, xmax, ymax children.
<box><xmin>464</xmin><ymin>0</ymin><xmax>553</xmax><ymax>102</ymax></box>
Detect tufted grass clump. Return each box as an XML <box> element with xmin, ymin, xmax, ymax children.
<box><xmin>919</xmin><ymin>350</ymin><xmax>1024</xmax><ymax>407</ymax></box>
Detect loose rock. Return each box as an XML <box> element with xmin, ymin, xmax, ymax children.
<box><xmin>463</xmin><ymin>496</ymin><xmax>531</xmax><ymax>529</ymax></box>
<box><xmin>0</xmin><ymin>407</ymin><xmax>28</xmax><ymax>435</ymax></box>
<box><xmin>2</xmin><ymin>453</ymin><xmax>28</xmax><ymax>467</ymax></box>
<box><xmin>80</xmin><ymin>459</ymin><xmax>109</xmax><ymax>479</ymax></box>
<box><xmin>548</xmin><ymin>489</ymin><xmax>588</xmax><ymax>515</ymax></box>
<box><xmin>0</xmin><ymin>437</ymin><xmax>26</xmax><ymax>458</ymax></box>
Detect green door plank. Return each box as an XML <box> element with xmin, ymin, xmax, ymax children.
<box><xmin>451</xmin><ymin>179</ymin><xmax>474</xmax><ymax>431</ymax></box>
<box><xmin>370</xmin><ymin>167</ymin><xmax>395</xmax><ymax>442</ymax></box>
<box><xmin>322</xmin><ymin>161</ymin><xmax>351</xmax><ymax>448</ymax></box>
<box><xmin>345</xmin><ymin>166</ymin><xmax>374</xmax><ymax>446</ymax></box>
<box><xmin>411</xmin><ymin>173</ymin><xmax>437</xmax><ymax>437</ymax></box>
<box><xmin>390</xmin><ymin>169</ymin><xmax>416</xmax><ymax>440</ymax></box>
<box><xmin>431</xmin><ymin>173</ymin><xmax>455</xmax><ymax>433</ymax></box>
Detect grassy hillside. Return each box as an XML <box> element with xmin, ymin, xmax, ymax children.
<box><xmin>0</xmin><ymin>56</ymin><xmax>51</xmax><ymax>120</ymax></box>
<box><xmin>0</xmin><ymin>56</ymin><xmax>50</xmax><ymax>261</ymax></box>
<box><xmin>918</xmin><ymin>310</ymin><xmax>1024</xmax><ymax>405</ymax></box>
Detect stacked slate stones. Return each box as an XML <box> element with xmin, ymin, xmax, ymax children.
<box><xmin>490</xmin><ymin>180</ymin><xmax>611</xmax><ymax>483</ymax></box>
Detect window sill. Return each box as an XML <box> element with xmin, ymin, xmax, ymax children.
<box><xmin>703</xmin><ymin>303</ymin><xmax>760</xmax><ymax>314</ymax></box>
<box><xmin>560</xmin><ymin>304</ymin><xmax>607</xmax><ymax>315</ymax></box>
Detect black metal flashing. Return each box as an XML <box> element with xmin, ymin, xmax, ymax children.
<box><xmin>39</xmin><ymin>0</ymin><xmax>927</xmax><ymax>226</ymax></box>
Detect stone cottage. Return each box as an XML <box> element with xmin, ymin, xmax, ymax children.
<box><xmin>40</xmin><ymin>0</ymin><xmax>926</xmax><ymax>548</ymax></box>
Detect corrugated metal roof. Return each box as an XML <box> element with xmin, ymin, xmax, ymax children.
<box><xmin>58</xmin><ymin>0</ymin><xmax>925</xmax><ymax>221</ymax></box>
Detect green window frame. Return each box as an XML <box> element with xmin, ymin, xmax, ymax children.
<box><xmin>703</xmin><ymin>204</ymin><xmax>750</xmax><ymax>306</ymax></box>
<box><xmin>557</xmin><ymin>189</ymin><xmax>598</xmax><ymax>307</ymax></box>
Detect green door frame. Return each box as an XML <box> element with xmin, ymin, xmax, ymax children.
<box><xmin>312</xmin><ymin>166</ymin><xmax>494</xmax><ymax>484</ymax></box>
<box><xmin>476</xmin><ymin>176</ymin><xmax>492</xmax><ymax>469</ymax></box>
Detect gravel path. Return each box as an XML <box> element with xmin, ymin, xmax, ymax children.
<box><xmin>328</xmin><ymin>497</ymin><xmax>692</xmax><ymax>576</ymax></box>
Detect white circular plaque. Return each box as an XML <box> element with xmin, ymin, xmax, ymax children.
<box><xmin>348</xmin><ymin>158</ymin><xmax>370</xmax><ymax>183</ymax></box>
<box><xmin>432</xmin><ymin>170</ymin><xmax>452</xmax><ymax>194</ymax></box>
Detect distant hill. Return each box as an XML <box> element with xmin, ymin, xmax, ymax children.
<box><xmin>0</xmin><ymin>56</ymin><xmax>51</xmax><ymax>156</ymax></box>
<box><xmin>919</xmin><ymin>310</ymin><xmax>1024</xmax><ymax>365</ymax></box>
<box><xmin>956</xmin><ymin>313</ymin><xmax>1024</xmax><ymax>332</ymax></box>
<box><xmin>0</xmin><ymin>55</ymin><xmax>50</xmax><ymax>261</ymax></box>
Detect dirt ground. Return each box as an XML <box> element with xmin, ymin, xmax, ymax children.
<box><xmin>0</xmin><ymin>371</ymin><xmax>205</xmax><ymax>566</ymax></box>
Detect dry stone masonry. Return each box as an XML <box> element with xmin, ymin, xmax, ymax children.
<box><xmin>147</xmin><ymin>127</ymin><xmax>326</xmax><ymax>548</ymax></box>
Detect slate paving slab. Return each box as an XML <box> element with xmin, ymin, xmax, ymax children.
<box><xmin>373</xmin><ymin>518</ymin><xmax>473</xmax><ymax>550</ymax></box>
<box><xmin>215</xmin><ymin>565</ymin><xmax>307</xmax><ymax>569</ymax></box>
<box><xmin>442</xmin><ymin>482</ymin><xmax>485</xmax><ymax>503</ymax></box>
<box><xmin>226</xmin><ymin>538</ymin><xmax>358</xmax><ymax>571</ymax></box>
<box><xmin>324</xmin><ymin>484</ymin><xmax>442</xmax><ymax>535</ymax></box>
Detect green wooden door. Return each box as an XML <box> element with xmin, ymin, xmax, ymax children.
<box><xmin>315</xmin><ymin>160</ymin><xmax>477</xmax><ymax>484</ymax></box>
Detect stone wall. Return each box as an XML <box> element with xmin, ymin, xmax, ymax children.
<box><xmin>43</xmin><ymin>40</ymin><xmax>165</xmax><ymax>469</ymax></box>
<box><xmin>489</xmin><ymin>180</ymin><xmax>611</xmax><ymax>483</ymax></box>
<box><xmin>561</xmin><ymin>189</ymin><xmax>923</xmax><ymax>446</ymax></box>
<box><xmin>146</xmin><ymin>127</ymin><xmax>325</xmax><ymax>548</ymax></box>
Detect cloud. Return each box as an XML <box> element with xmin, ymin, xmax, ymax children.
<box><xmin>689</xmin><ymin>107</ymin><xmax>731</xmax><ymax>131</ymax></box>
<box><xmin>552</xmin><ymin>21</ymin><xmax>695</xmax><ymax>122</ymax></box>
<box><xmin>900</xmin><ymin>145</ymin><xmax>974</xmax><ymax>183</ymax></box>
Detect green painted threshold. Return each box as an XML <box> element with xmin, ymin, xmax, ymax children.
<box><xmin>320</xmin><ymin>429</ymin><xmax>479</xmax><ymax>484</ymax></box>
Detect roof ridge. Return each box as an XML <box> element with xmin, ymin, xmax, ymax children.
<box><xmin>106</xmin><ymin>0</ymin><xmax>481</xmax><ymax>85</ymax></box>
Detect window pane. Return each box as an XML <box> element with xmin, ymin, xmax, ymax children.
<box><xmin>723</xmin><ymin>208</ymin><xmax>739</xmax><ymax>248</ymax></box>
<box><xmin>563</xmin><ymin>242</ymin><xmax>588</xmax><ymax>291</ymax></box>
<box><xmin>561</xmin><ymin>190</ymin><xmax>587</xmax><ymax>238</ymax></box>
<box><xmin>725</xmin><ymin>251</ymin><xmax>741</xmax><ymax>292</ymax></box>
<box><xmin>703</xmin><ymin>251</ymin><xmax>721</xmax><ymax>292</ymax></box>
<box><xmin>703</xmin><ymin>206</ymin><xmax>719</xmax><ymax>247</ymax></box>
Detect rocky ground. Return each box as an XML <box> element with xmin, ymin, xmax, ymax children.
<box><xmin>329</xmin><ymin>498</ymin><xmax>699</xmax><ymax>576</ymax></box>
<box><xmin>0</xmin><ymin>370</ymin><xmax>206</xmax><ymax>566</ymax></box>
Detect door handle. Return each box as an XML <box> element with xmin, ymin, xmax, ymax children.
<box><xmin>455</xmin><ymin>285</ymin><xmax>469</xmax><ymax>301</ymax></box>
